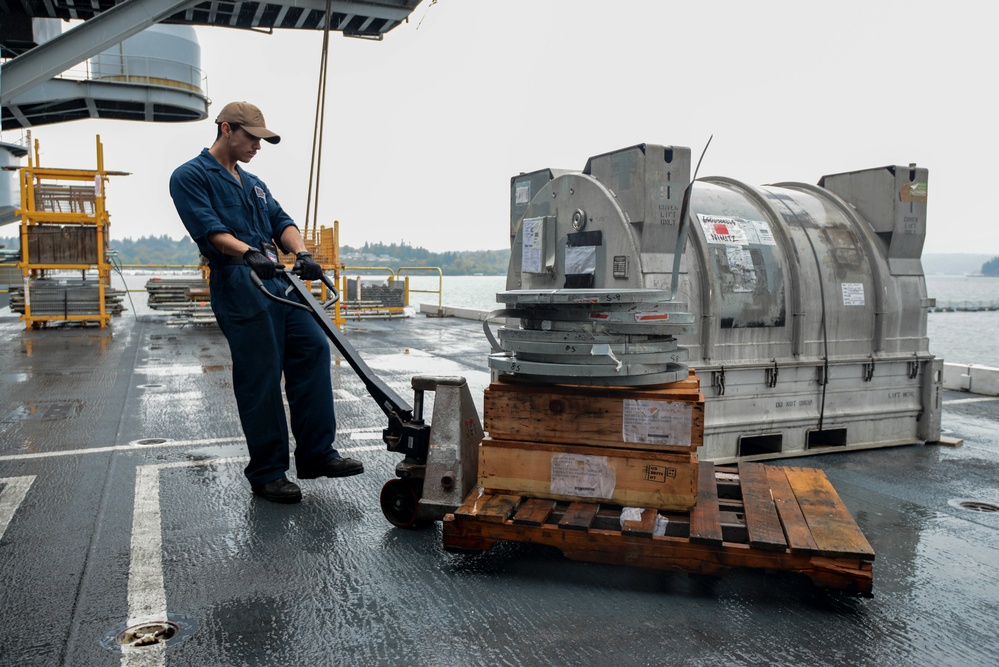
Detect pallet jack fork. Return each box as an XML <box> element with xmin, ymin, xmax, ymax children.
<box><xmin>251</xmin><ymin>269</ymin><xmax>483</xmax><ymax>527</ymax></box>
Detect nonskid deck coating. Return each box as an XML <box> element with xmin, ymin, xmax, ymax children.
<box><xmin>1</xmin><ymin>310</ymin><xmax>998</xmax><ymax>666</ymax></box>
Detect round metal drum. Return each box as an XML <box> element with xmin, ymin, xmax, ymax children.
<box><xmin>497</xmin><ymin>331</ymin><xmax>681</xmax><ymax>355</ymax></box>
<box><xmin>520</xmin><ymin>318</ymin><xmax>696</xmax><ymax>336</ymax></box>
<box><xmin>514</xmin><ymin>348</ymin><xmax>689</xmax><ymax>365</ymax></box>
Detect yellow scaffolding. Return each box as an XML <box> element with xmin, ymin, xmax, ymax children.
<box><xmin>15</xmin><ymin>136</ymin><xmax>127</xmax><ymax>329</ymax></box>
<box><xmin>279</xmin><ymin>219</ymin><xmax>345</xmax><ymax>327</ymax></box>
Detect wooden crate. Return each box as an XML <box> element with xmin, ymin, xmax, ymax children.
<box><xmin>478</xmin><ymin>438</ymin><xmax>698</xmax><ymax>512</ymax></box>
<box><xmin>444</xmin><ymin>461</ymin><xmax>875</xmax><ymax>595</ymax></box>
<box><xmin>483</xmin><ymin>373</ymin><xmax>704</xmax><ymax>453</ymax></box>
<box><xmin>27</xmin><ymin>226</ymin><xmax>99</xmax><ymax>264</ymax></box>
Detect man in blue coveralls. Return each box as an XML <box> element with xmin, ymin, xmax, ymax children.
<box><xmin>169</xmin><ymin>101</ymin><xmax>363</xmax><ymax>504</ymax></box>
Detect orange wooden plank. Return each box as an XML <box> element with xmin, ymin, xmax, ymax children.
<box><xmin>689</xmin><ymin>462</ymin><xmax>723</xmax><ymax>546</ymax></box>
<box><xmin>477</xmin><ymin>494</ymin><xmax>522</xmax><ymax>524</ymax></box>
<box><xmin>454</xmin><ymin>491</ymin><xmax>494</xmax><ymax>520</ymax></box>
<box><xmin>558</xmin><ymin>502</ymin><xmax>600</xmax><ymax>531</ymax></box>
<box><xmin>737</xmin><ymin>462</ymin><xmax>787</xmax><ymax>552</ymax></box>
<box><xmin>621</xmin><ymin>509</ymin><xmax>658</xmax><ymax>538</ymax></box>
<box><xmin>783</xmin><ymin>467</ymin><xmax>875</xmax><ymax>560</ymax></box>
<box><xmin>765</xmin><ymin>466</ymin><xmax>819</xmax><ymax>554</ymax></box>
<box><xmin>512</xmin><ymin>498</ymin><xmax>557</xmax><ymax>527</ymax></box>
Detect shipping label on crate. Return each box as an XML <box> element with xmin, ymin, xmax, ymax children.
<box><xmin>642</xmin><ymin>464</ymin><xmax>678</xmax><ymax>483</ymax></box>
<box><xmin>622</xmin><ymin>400</ymin><xmax>692</xmax><ymax>446</ymax></box>
<box><xmin>550</xmin><ymin>453</ymin><xmax>616</xmax><ymax>499</ymax></box>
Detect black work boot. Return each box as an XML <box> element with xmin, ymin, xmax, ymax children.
<box><xmin>297</xmin><ymin>457</ymin><xmax>365</xmax><ymax>480</ymax></box>
<box><xmin>252</xmin><ymin>477</ymin><xmax>303</xmax><ymax>504</ymax></box>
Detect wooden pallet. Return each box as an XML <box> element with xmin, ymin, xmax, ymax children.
<box><xmin>443</xmin><ymin>461</ymin><xmax>875</xmax><ymax>595</ymax></box>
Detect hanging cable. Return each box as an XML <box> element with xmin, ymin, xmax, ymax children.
<box><xmin>106</xmin><ymin>251</ymin><xmax>138</xmax><ymax>320</ymax></box>
<box><xmin>304</xmin><ymin>0</ymin><xmax>334</xmax><ymax>242</ymax></box>
<box><xmin>417</xmin><ymin>0</ymin><xmax>439</xmax><ymax>29</ymax></box>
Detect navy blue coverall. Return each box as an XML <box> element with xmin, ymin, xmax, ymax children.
<box><xmin>169</xmin><ymin>148</ymin><xmax>339</xmax><ymax>487</ymax></box>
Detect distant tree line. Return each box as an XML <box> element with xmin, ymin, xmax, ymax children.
<box><xmin>0</xmin><ymin>236</ymin><xmax>511</xmax><ymax>276</ymax></box>
<box><xmin>110</xmin><ymin>235</ymin><xmax>202</xmax><ymax>266</ymax></box>
<box><xmin>0</xmin><ymin>235</ymin><xmax>202</xmax><ymax>266</ymax></box>
<box><xmin>342</xmin><ymin>242</ymin><xmax>510</xmax><ymax>276</ymax></box>
<box><xmin>983</xmin><ymin>257</ymin><xmax>999</xmax><ymax>277</ymax></box>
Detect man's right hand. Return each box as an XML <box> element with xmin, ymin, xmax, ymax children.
<box><xmin>243</xmin><ymin>248</ymin><xmax>278</xmax><ymax>280</ymax></box>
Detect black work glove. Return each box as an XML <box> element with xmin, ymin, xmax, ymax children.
<box><xmin>243</xmin><ymin>247</ymin><xmax>278</xmax><ymax>280</ymax></box>
<box><xmin>293</xmin><ymin>251</ymin><xmax>324</xmax><ymax>281</ymax></box>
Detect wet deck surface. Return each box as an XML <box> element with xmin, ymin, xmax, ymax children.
<box><xmin>1</xmin><ymin>307</ymin><xmax>998</xmax><ymax>666</ymax></box>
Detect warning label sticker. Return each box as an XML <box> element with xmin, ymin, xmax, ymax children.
<box><xmin>698</xmin><ymin>215</ymin><xmax>777</xmax><ymax>247</ymax></box>
<box><xmin>521</xmin><ymin>217</ymin><xmax>544</xmax><ymax>274</ymax></box>
<box><xmin>642</xmin><ymin>464</ymin><xmax>678</xmax><ymax>483</ymax></box>
<box><xmin>622</xmin><ymin>400</ymin><xmax>693</xmax><ymax>446</ymax></box>
<box><xmin>550</xmin><ymin>453</ymin><xmax>616</xmax><ymax>498</ymax></box>
<box><xmin>515</xmin><ymin>181</ymin><xmax>531</xmax><ymax>205</ymax></box>
<box><xmin>842</xmin><ymin>282</ymin><xmax>865</xmax><ymax>306</ymax></box>
<box><xmin>750</xmin><ymin>219</ymin><xmax>777</xmax><ymax>245</ymax></box>
<box><xmin>700</xmin><ymin>215</ymin><xmax>749</xmax><ymax>245</ymax></box>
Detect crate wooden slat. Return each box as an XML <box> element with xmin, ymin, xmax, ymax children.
<box><xmin>621</xmin><ymin>508</ymin><xmax>658</xmax><ymax>538</ymax></box>
<box><xmin>766</xmin><ymin>466</ymin><xmax>820</xmax><ymax>554</ymax></box>
<box><xmin>476</xmin><ymin>494</ymin><xmax>522</xmax><ymax>524</ymax></box>
<box><xmin>443</xmin><ymin>462</ymin><xmax>874</xmax><ymax>594</ymax></box>
<box><xmin>483</xmin><ymin>374</ymin><xmax>704</xmax><ymax>453</ymax></box>
<box><xmin>782</xmin><ymin>467</ymin><xmax>875</xmax><ymax>560</ymax></box>
<box><xmin>478</xmin><ymin>437</ymin><xmax>698</xmax><ymax>512</ymax></box>
<box><xmin>559</xmin><ymin>503</ymin><xmax>600</xmax><ymax>531</ymax></box>
<box><xmin>738</xmin><ymin>462</ymin><xmax>788</xmax><ymax>552</ymax></box>
<box><xmin>512</xmin><ymin>498</ymin><xmax>557</xmax><ymax>527</ymax></box>
<box><xmin>689</xmin><ymin>462</ymin><xmax>724</xmax><ymax>546</ymax></box>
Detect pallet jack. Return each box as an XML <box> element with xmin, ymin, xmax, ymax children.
<box><xmin>251</xmin><ymin>268</ymin><xmax>483</xmax><ymax>528</ymax></box>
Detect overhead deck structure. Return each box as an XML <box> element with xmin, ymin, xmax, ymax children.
<box><xmin>0</xmin><ymin>0</ymin><xmax>423</xmax><ymax>127</ymax></box>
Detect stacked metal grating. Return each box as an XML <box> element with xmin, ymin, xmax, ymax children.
<box><xmin>143</xmin><ymin>277</ymin><xmax>214</xmax><ymax>325</ymax></box>
<box><xmin>485</xmin><ymin>289</ymin><xmax>694</xmax><ymax>386</ymax></box>
<box><xmin>9</xmin><ymin>278</ymin><xmax>125</xmax><ymax>317</ymax></box>
<box><xmin>144</xmin><ymin>277</ymin><xmax>209</xmax><ymax>310</ymax></box>
<box><xmin>343</xmin><ymin>278</ymin><xmax>406</xmax><ymax>308</ymax></box>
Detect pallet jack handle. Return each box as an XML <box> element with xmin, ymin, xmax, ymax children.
<box><xmin>249</xmin><ymin>268</ymin><xmax>432</xmax><ymax>460</ymax></box>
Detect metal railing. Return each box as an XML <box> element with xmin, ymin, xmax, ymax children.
<box><xmin>398</xmin><ymin>266</ymin><xmax>443</xmax><ymax>312</ymax></box>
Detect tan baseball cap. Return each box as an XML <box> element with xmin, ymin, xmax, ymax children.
<box><xmin>215</xmin><ymin>101</ymin><xmax>281</xmax><ymax>144</ymax></box>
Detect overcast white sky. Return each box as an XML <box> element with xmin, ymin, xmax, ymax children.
<box><xmin>2</xmin><ymin>0</ymin><xmax>996</xmax><ymax>254</ymax></box>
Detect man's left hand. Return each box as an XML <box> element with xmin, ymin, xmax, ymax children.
<box><xmin>293</xmin><ymin>252</ymin><xmax>324</xmax><ymax>280</ymax></box>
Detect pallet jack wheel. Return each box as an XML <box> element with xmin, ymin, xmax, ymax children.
<box><xmin>380</xmin><ymin>478</ymin><xmax>422</xmax><ymax>529</ymax></box>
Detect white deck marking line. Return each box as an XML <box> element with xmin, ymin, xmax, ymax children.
<box><xmin>0</xmin><ymin>437</ymin><xmax>245</xmax><ymax>462</ymax></box>
<box><xmin>0</xmin><ymin>476</ymin><xmax>35</xmax><ymax>542</ymax></box>
<box><xmin>122</xmin><ymin>457</ymin><xmax>247</xmax><ymax>667</ymax></box>
<box><xmin>944</xmin><ymin>396</ymin><xmax>999</xmax><ymax>405</ymax></box>
<box><xmin>335</xmin><ymin>389</ymin><xmax>363</xmax><ymax>402</ymax></box>
<box><xmin>340</xmin><ymin>444</ymin><xmax>384</xmax><ymax>453</ymax></box>
<box><xmin>120</xmin><ymin>447</ymin><xmax>379</xmax><ymax>665</ymax></box>
<box><xmin>0</xmin><ymin>428</ymin><xmax>391</xmax><ymax>462</ymax></box>
<box><xmin>350</xmin><ymin>430</ymin><xmax>384</xmax><ymax>440</ymax></box>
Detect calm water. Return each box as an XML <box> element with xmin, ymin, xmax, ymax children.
<box><xmin>925</xmin><ymin>275</ymin><xmax>999</xmax><ymax>367</ymax></box>
<box><xmin>100</xmin><ymin>272</ymin><xmax>998</xmax><ymax>368</ymax></box>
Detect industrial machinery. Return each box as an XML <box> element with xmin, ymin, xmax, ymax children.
<box><xmin>251</xmin><ymin>269</ymin><xmax>483</xmax><ymax>528</ymax></box>
<box><xmin>505</xmin><ymin>144</ymin><xmax>942</xmax><ymax>461</ymax></box>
